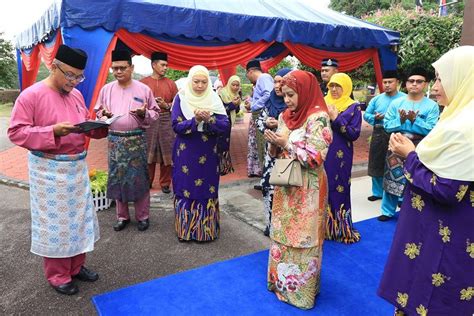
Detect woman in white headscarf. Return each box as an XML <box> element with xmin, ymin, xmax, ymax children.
<box><xmin>171</xmin><ymin>65</ymin><xmax>230</xmax><ymax>242</ymax></box>
<box><xmin>378</xmin><ymin>46</ymin><xmax>474</xmax><ymax>315</ymax></box>
<box><xmin>218</xmin><ymin>75</ymin><xmax>242</xmax><ymax>175</ymax></box>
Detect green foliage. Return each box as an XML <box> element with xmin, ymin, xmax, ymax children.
<box><xmin>166</xmin><ymin>68</ymin><xmax>188</xmax><ymax>81</ymax></box>
<box><xmin>366</xmin><ymin>6</ymin><xmax>463</xmax><ymax>77</ymax></box>
<box><xmin>268</xmin><ymin>58</ymin><xmax>294</xmax><ymax>77</ymax></box>
<box><xmin>36</xmin><ymin>63</ymin><xmax>50</xmax><ymax>82</ymax></box>
<box><xmin>0</xmin><ymin>33</ymin><xmax>18</xmax><ymax>89</ymax></box>
<box><xmin>89</xmin><ymin>170</ymin><xmax>108</xmax><ymax>194</ymax></box>
<box><xmin>0</xmin><ymin>102</ymin><xmax>13</xmax><ymax>117</ymax></box>
<box><xmin>329</xmin><ymin>0</ymin><xmax>444</xmax><ymax>18</ymax></box>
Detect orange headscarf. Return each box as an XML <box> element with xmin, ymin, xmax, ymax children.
<box><xmin>281</xmin><ymin>70</ymin><xmax>328</xmax><ymax>130</ymax></box>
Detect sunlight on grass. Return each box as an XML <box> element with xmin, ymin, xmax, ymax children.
<box><xmin>0</xmin><ymin>103</ymin><xmax>13</xmax><ymax>117</ymax></box>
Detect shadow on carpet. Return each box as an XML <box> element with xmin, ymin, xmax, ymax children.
<box><xmin>93</xmin><ymin>217</ymin><xmax>397</xmax><ymax>315</ymax></box>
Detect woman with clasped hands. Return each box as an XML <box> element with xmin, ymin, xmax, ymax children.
<box><xmin>378</xmin><ymin>46</ymin><xmax>474</xmax><ymax>315</ymax></box>
<box><xmin>324</xmin><ymin>72</ymin><xmax>362</xmax><ymax>244</ymax></box>
<box><xmin>171</xmin><ymin>65</ymin><xmax>230</xmax><ymax>242</ymax></box>
<box><xmin>264</xmin><ymin>70</ymin><xmax>333</xmax><ymax>310</ymax></box>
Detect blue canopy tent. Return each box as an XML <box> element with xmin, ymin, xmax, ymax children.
<box><xmin>15</xmin><ymin>0</ymin><xmax>400</xmax><ymax>108</ymax></box>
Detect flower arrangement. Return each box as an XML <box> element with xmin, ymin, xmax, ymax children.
<box><xmin>89</xmin><ymin>169</ymin><xmax>108</xmax><ymax>194</ymax></box>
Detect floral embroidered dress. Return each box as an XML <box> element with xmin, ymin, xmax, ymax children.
<box><xmin>268</xmin><ymin>111</ymin><xmax>332</xmax><ymax>310</ymax></box>
<box><xmin>171</xmin><ymin>95</ymin><xmax>230</xmax><ymax>241</ymax></box>
<box><xmin>378</xmin><ymin>152</ymin><xmax>474</xmax><ymax>314</ymax></box>
<box><xmin>324</xmin><ymin>102</ymin><xmax>362</xmax><ymax>243</ymax></box>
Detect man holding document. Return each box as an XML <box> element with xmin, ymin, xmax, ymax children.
<box><xmin>95</xmin><ymin>49</ymin><xmax>159</xmax><ymax>232</ymax></box>
<box><xmin>8</xmin><ymin>45</ymin><xmax>107</xmax><ymax>295</ymax></box>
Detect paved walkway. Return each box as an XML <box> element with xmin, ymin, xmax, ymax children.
<box><xmin>0</xmin><ymin>113</ymin><xmax>380</xmax><ymax>315</ymax></box>
<box><xmin>0</xmin><ymin>113</ymin><xmax>372</xmax><ymax>188</ymax></box>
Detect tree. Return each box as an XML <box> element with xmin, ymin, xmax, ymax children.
<box><xmin>366</xmin><ymin>5</ymin><xmax>463</xmax><ymax>77</ymax></box>
<box><xmin>329</xmin><ymin>0</ymin><xmax>445</xmax><ymax>18</ymax></box>
<box><xmin>0</xmin><ymin>33</ymin><xmax>18</xmax><ymax>89</ymax></box>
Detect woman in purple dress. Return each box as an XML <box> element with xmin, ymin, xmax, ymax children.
<box><xmin>171</xmin><ymin>65</ymin><xmax>230</xmax><ymax>242</ymax></box>
<box><xmin>378</xmin><ymin>46</ymin><xmax>474</xmax><ymax>315</ymax></box>
<box><xmin>324</xmin><ymin>73</ymin><xmax>362</xmax><ymax>244</ymax></box>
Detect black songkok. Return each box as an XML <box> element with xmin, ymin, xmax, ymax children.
<box><xmin>407</xmin><ymin>67</ymin><xmax>429</xmax><ymax>80</ymax></box>
<box><xmin>382</xmin><ymin>70</ymin><xmax>399</xmax><ymax>79</ymax></box>
<box><xmin>112</xmin><ymin>49</ymin><xmax>132</xmax><ymax>63</ymax></box>
<box><xmin>55</xmin><ymin>45</ymin><xmax>87</xmax><ymax>70</ymax></box>
<box><xmin>321</xmin><ymin>58</ymin><xmax>339</xmax><ymax>67</ymax></box>
<box><xmin>246</xmin><ymin>59</ymin><xmax>261</xmax><ymax>71</ymax></box>
<box><xmin>151</xmin><ymin>52</ymin><xmax>168</xmax><ymax>62</ymax></box>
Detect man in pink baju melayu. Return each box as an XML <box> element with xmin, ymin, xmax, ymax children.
<box><xmin>8</xmin><ymin>45</ymin><xmax>107</xmax><ymax>295</ymax></box>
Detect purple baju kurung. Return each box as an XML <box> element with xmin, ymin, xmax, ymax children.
<box><xmin>172</xmin><ymin>95</ymin><xmax>230</xmax><ymax>241</ymax></box>
<box><xmin>324</xmin><ymin>102</ymin><xmax>362</xmax><ymax>243</ymax></box>
<box><xmin>378</xmin><ymin>151</ymin><xmax>474</xmax><ymax>314</ymax></box>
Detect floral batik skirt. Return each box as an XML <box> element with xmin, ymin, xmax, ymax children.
<box><xmin>267</xmin><ymin>240</ymin><xmax>323</xmax><ymax>310</ymax></box>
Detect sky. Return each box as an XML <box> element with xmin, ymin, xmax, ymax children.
<box><xmin>0</xmin><ymin>0</ymin><xmax>331</xmax><ymax>74</ymax></box>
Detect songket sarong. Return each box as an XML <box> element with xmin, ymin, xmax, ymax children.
<box><xmin>146</xmin><ymin>112</ymin><xmax>174</xmax><ymax>165</ymax></box>
<box><xmin>174</xmin><ymin>196</ymin><xmax>220</xmax><ymax>241</ymax></box>
<box><xmin>107</xmin><ymin>129</ymin><xmax>149</xmax><ymax>202</ymax></box>
<box><xmin>368</xmin><ymin>125</ymin><xmax>389</xmax><ymax>178</ymax></box>
<box><xmin>383</xmin><ymin>133</ymin><xmax>423</xmax><ymax>197</ymax></box>
<box><xmin>28</xmin><ymin>151</ymin><xmax>99</xmax><ymax>258</ymax></box>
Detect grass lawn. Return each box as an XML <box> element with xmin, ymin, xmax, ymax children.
<box><xmin>0</xmin><ymin>103</ymin><xmax>13</xmax><ymax>117</ymax></box>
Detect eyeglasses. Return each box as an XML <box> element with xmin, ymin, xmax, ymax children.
<box><xmin>407</xmin><ymin>79</ymin><xmax>426</xmax><ymax>84</ymax></box>
<box><xmin>111</xmin><ymin>66</ymin><xmax>130</xmax><ymax>72</ymax></box>
<box><xmin>56</xmin><ymin>64</ymin><xmax>86</xmax><ymax>83</ymax></box>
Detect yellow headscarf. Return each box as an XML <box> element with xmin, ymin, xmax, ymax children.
<box><xmin>178</xmin><ymin>65</ymin><xmax>227</xmax><ymax>120</ymax></box>
<box><xmin>416</xmin><ymin>46</ymin><xmax>474</xmax><ymax>181</ymax></box>
<box><xmin>219</xmin><ymin>75</ymin><xmax>241</xmax><ymax>103</ymax></box>
<box><xmin>324</xmin><ymin>73</ymin><xmax>356</xmax><ymax>113</ymax></box>
<box><xmin>219</xmin><ymin>75</ymin><xmax>241</xmax><ymax>126</ymax></box>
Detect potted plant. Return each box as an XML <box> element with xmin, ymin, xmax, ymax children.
<box><xmin>89</xmin><ymin>169</ymin><xmax>112</xmax><ymax>211</ymax></box>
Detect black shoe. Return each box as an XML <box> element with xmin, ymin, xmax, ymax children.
<box><xmin>113</xmin><ymin>219</ymin><xmax>130</xmax><ymax>231</ymax></box>
<box><xmin>52</xmin><ymin>282</ymin><xmax>79</xmax><ymax>295</ymax></box>
<box><xmin>377</xmin><ymin>215</ymin><xmax>392</xmax><ymax>222</ymax></box>
<box><xmin>73</xmin><ymin>266</ymin><xmax>99</xmax><ymax>282</ymax></box>
<box><xmin>137</xmin><ymin>219</ymin><xmax>150</xmax><ymax>231</ymax></box>
<box><xmin>162</xmin><ymin>186</ymin><xmax>171</xmax><ymax>194</ymax></box>
<box><xmin>367</xmin><ymin>195</ymin><xmax>382</xmax><ymax>201</ymax></box>
<box><xmin>254</xmin><ymin>185</ymin><xmax>262</xmax><ymax>191</ymax></box>
<box><xmin>178</xmin><ymin>237</ymin><xmax>189</xmax><ymax>243</ymax></box>
<box><xmin>263</xmin><ymin>227</ymin><xmax>270</xmax><ymax>237</ymax></box>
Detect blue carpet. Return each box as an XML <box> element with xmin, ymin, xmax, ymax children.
<box><xmin>93</xmin><ymin>217</ymin><xmax>397</xmax><ymax>315</ymax></box>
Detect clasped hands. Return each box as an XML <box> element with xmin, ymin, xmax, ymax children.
<box><xmin>388</xmin><ymin>133</ymin><xmax>415</xmax><ymax>159</ymax></box>
<box><xmin>399</xmin><ymin>109</ymin><xmax>418</xmax><ymax>124</ymax></box>
<box><xmin>264</xmin><ymin>129</ymin><xmax>288</xmax><ymax>148</ymax></box>
<box><xmin>327</xmin><ymin>104</ymin><xmax>338</xmax><ymax>121</ymax></box>
<box><xmin>194</xmin><ymin>109</ymin><xmax>211</xmax><ymax>123</ymax></box>
<box><xmin>232</xmin><ymin>96</ymin><xmax>241</xmax><ymax>106</ymax></box>
<box><xmin>265</xmin><ymin>117</ymin><xmax>278</xmax><ymax>129</ymax></box>
<box><xmin>374</xmin><ymin>112</ymin><xmax>385</xmax><ymax>120</ymax></box>
<box><xmin>155</xmin><ymin>97</ymin><xmax>169</xmax><ymax>110</ymax></box>
<box><xmin>101</xmin><ymin>104</ymin><xmax>147</xmax><ymax>119</ymax></box>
